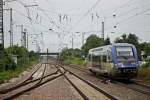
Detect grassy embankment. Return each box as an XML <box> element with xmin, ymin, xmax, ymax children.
<box><xmin>137</xmin><ymin>62</ymin><xmax>150</xmax><ymax>84</ymax></box>
<box><xmin>0</xmin><ymin>60</ymin><xmax>38</xmax><ymax>84</ymax></box>
<box><xmin>64</xmin><ymin>57</ymin><xmax>87</xmax><ymax>68</ymax></box>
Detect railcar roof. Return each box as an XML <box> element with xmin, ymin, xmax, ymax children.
<box><xmin>89</xmin><ymin>43</ymin><xmax>134</xmax><ymax>54</ymax></box>
<box><xmin>111</xmin><ymin>43</ymin><xmax>134</xmax><ymax>46</ymax></box>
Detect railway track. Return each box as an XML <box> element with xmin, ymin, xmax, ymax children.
<box><xmin>0</xmin><ymin>63</ymin><xmax>42</xmax><ymax>93</ymax></box>
<box><xmin>65</xmin><ymin>64</ymin><xmax>150</xmax><ymax>96</ymax></box>
<box><xmin>55</xmin><ymin>63</ymin><xmax>118</xmax><ymax>100</ymax></box>
<box><xmin>1</xmin><ymin>62</ymin><xmax>149</xmax><ymax>100</ymax></box>
<box><xmin>112</xmin><ymin>80</ymin><xmax>150</xmax><ymax>95</ymax></box>
<box><xmin>0</xmin><ymin>63</ymin><xmax>62</xmax><ymax>100</ymax></box>
<box><xmin>132</xmin><ymin>79</ymin><xmax>150</xmax><ymax>88</ymax></box>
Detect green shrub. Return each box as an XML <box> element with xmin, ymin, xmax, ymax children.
<box><xmin>64</xmin><ymin>57</ymin><xmax>87</xmax><ymax>67</ymax></box>
<box><xmin>18</xmin><ymin>57</ymin><xmax>28</xmax><ymax>65</ymax></box>
<box><xmin>0</xmin><ymin>59</ymin><xmax>5</xmax><ymax>71</ymax></box>
<box><xmin>138</xmin><ymin>66</ymin><xmax>150</xmax><ymax>83</ymax></box>
<box><xmin>141</xmin><ymin>61</ymin><xmax>150</xmax><ymax>68</ymax></box>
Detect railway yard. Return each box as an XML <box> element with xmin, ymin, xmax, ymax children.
<box><xmin>1</xmin><ymin>0</ymin><xmax>150</xmax><ymax>100</ymax></box>
<box><xmin>0</xmin><ymin>60</ymin><xmax>149</xmax><ymax>100</ymax></box>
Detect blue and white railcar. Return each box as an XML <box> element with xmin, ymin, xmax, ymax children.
<box><xmin>88</xmin><ymin>43</ymin><xmax>139</xmax><ymax>79</ymax></box>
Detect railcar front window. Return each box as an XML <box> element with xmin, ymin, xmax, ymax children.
<box><xmin>116</xmin><ymin>47</ymin><xmax>135</xmax><ymax>61</ymax></box>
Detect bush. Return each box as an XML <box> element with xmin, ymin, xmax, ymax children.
<box><xmin>64</xmin><ymin>57</ymin><xmax>87</xmax><ymax>67</ymax></box>
<box><xmin>0</xmin><ymin>59</ymin><xmax>5</xmax><ymax>71</ymax></box>
<box><xmin>141</xmin><ymin>61</ymin><xmax>150</xmax><ymax>68</ymax></box>
<box><xmin>18</xmin><ymin>57</ymin><xmax>28</xmax><ymax>65</ymax></box>
<box><xmin>138</xmin><ymin>67</ymin><xmax>150</xmax><ymax>81</ymax></box>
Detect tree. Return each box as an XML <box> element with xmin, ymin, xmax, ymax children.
<box><xmin>5</xmin><ymin>45</ymin><xmax>28</xmax><ymax>58</ymax></box>
<box><xmin>81</xmin><ymin>34</ymin><xmax>104</xmax><ymax>55</ymax></box>
<box><xmin>127</xmin><ymin>34</ymin><xmax>139</xmax><ymax>47</ymax></box>
<box><xmin>115</xmin><ymin>33</ymin><xmax>139</xmax><ymax>49</ymax></box>
<box><xmin>60</xmin><ymin>48</ymin><xmax>81</xmax><ymax>60</ymax></box>
<box><xmin>115</xmin><ymin>33</ymin><xmax>141</xmax><ymax>57</ymax></box>
<box><xmin>104</xmin><ymin>37</ymin><xmax>111</xmax><ymax>45</ymax></box>
<box><xmin>139</xmin><ymin>42</ymin><xmax>150</xmax><ymax>55</ymax></box>
<box><xmin>29</xmin><ymin>51</ymin><xmax>38</xmax><ymax>60</ymax></box>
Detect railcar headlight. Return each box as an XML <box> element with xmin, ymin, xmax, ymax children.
<box><xmin>118</xmin><ymin>63</ymin><xmax>124</xmax><ymax>67</ymax></box>
<box><xmin>118</xmin><ymin>63</ymin><xmax>123</xmax><ymax>66</ymax></box>
<box><xmin>114</xmin><ymin>64</ymin><xmax>118</xmax><ymax>67</ymax></box>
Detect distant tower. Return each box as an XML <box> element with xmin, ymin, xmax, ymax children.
<box><xmin>0</xmin><ymin>0</ymin><xmax>4</xmax><ymax>50</ymax></box>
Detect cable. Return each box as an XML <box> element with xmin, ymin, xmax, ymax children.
<box><xmin>114</xmin><ymin>2</ymin><xmax>150</xmax><ymax>19</ymax></box>
<box><xmin>68</xmin><ymin>0</ymin><xmax>102</xmax><ymax>32</ymax></box>
<box><xmin>13</xmin><ymin>0</ymin><xmax>37</xmax><ymax>32</ymax></box>
<box><xmin>33</xmin><ymin>0</ymin><xmax>64</xmax><ymax>31</ymax></box>
<box><xmin>116</xmin><ymin>8</ymin><xmax>150</xmax><ymax>26</ymax></box>
<box><xmin>5</xmin><ymin>5</ymin><xmax>49</xmax><ymax>29</ymax></box>
<box><xmin>113</xmin><ymin>0</ymin><xmax>136</xmax><ymax>13</ymax></box>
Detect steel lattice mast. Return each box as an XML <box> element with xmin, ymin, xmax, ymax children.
<box><xmin>0</xmin><ymin>0</ymin><xmax>4</xmax><ymax>50</ymax></box>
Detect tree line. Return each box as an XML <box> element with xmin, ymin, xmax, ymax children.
<box><xmin>0</xmin><ymin>45</ymin><xmax>38</xmax><ymax>71</ymax></box>
<box><xmin>61</xmin><ymin>33</ymin><xmax>150</xmax><ymax>60</ymax></box>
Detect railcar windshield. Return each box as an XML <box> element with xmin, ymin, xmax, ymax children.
<box><xmin>116</xmin><ymin>46</ymin><xmax>135</xmax><ymax>61</ymax></box>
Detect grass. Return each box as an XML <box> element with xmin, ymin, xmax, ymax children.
<box><xmin>137</xmin><ymin>66</ymin><xmax>150</xmax><ymax>84</ymax></box>
<box><xmin>0</xmin><ymin>60</ymin><xmax>38</xmax><ymax>84</ymax></box>
<box><xmin>64</xmin><ymin>57</ymin><xmax>87</xmax><ymax>68</ymax></box>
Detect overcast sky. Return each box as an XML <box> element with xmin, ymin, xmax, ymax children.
<box><xmin>3</xmin><ymin>0</ymin><xmax>150</xmax><ymax>52</ymax></box>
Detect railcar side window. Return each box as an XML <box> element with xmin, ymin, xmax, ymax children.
<box><xmin>102</xmin><ymin>55</ymin><xmax>107</xmax><ymax>62</ymax></box>
<box><xmin>107</xmin><ymin>54</ymin><xmax>112</xmax><ymax>62</ymax></box>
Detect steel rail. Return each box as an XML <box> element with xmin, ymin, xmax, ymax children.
<box><xmin>113</xmin><ymin>81</ymin><xmax>150</xmax><ymax>95</ymax></box>
<box><xmin>0</xmin><ymin>63</ymin><xmax>42</xmax><ymax>93</ymax></box>
<box><xmin>3</xmin><ymin>63</ymin><xmax>62</xmax><ymax>100</ymax></box>
<box><xmin>59</xmin><ymin>64</ymin><xmax>118</xmax><ymax>100</ymax></box>
<box><xmin>132</xmin><ymin>79</ymin><xmax>150</xmax><ymax>88</ymax></box>
<box><xmin>58</xmin><ymin>66</ymin><xmax>89</xmax><ymax>100</ymax></box>
<box><xmin>0</xmin><ymin>70</ymin><xmax>59</xmax><ymax>94</ymax></box>
<box><xmin>4</xmin><ymin>74</ymin><xmax>62</xmax><ymax>100</ymax></box>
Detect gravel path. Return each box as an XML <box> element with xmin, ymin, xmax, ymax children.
<box><xmin>14</xmin><ymin>76</ymin><xmax>83</xmax><ymax>100</ymax></box>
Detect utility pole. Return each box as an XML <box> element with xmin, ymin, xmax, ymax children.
<box><xmin>102</xmin><ymin>21</ymin><xmax>104</xmax><ymax>41</ymax></box>
<box><xmin>10</xmin><ymin>8</ymin><xmax>13</xmax><ymax>47</ymax></box>
<box><xmin>27</xmin><ymin>34</ymin><xmax>28</xmax><ymax>50</ymax></box>
<box><xmin>47</xmin><ymin>48</ymin><xmax>48</xmax><ymax>64</ymax></box>
<box><xmin>23</xmin><ymin>28</ymin><xmax>27</xmax><ymax>48</ymax></box>
<box><xmin>71</xmin><ymin>32</ymin><xmax>74</xmax><ymax>57</ymax></box>
<box><xmin>16</xmin><ymin>25</ymin><xmax>23</xmax><ymax>46</ymax></box>
<box><xmin>72</xmin><ymin>32</ymin><xmax>73</xmax><ymax>49</ymax></box>
<box><xmin>0</xmin><ymin>0</ymin><xmax>4</xmax><ymax>50</ymax></box>
<box><xmin>41</xmin><ymin>32</ymin><xmax>44</xmax><ymax>52</ymax></box>
<box><xmin>82</xmin><ymin>32</ymin><xmax>85</xmax><ymax>46</ymax></box>
<box><xmin>4</xmin><ymin>8</ymin><xmax>13</xmax><ymax>49</ymax></box>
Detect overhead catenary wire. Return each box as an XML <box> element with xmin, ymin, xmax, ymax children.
<box><xmin>107</xmin><ymin>7</ymin><xmax>150</xmax><ymax>31</ymax></box>
<box><xmin>4</xmin><ymin>0</ymin><xmax>150</xmax><ymax>49</ymax></box>
<box><xmin>4</xmin><ymin>0</ymin><xmax>59</xmax><ymax>31</ymax></box>
<box><xmin>33</xmin><ymin>0</ymin><xmax>65</xmax><ymax>32</ymax></box>
<box><xmin>15</xmin><ymin>0</ymin><xmax>37</xmax><ymax>32</ymax></box>
<box><xmin>68</xmin><ymin>0</ymin><xmax>102</xmax><ymax>32</ymax></box>
<box><xmin>112</xmin><ymin>1</ymin><xmax>150</xmax><ymax>19</ymax></box>
<box><xmin>102</xmin><ymin>6</ymin><xmax>150</xmax><ymax>32</ymax></box>
<box><xmin>5</xmin><ymin>5</ymin><xmax>50</xmax><ymax>30</ymax></box>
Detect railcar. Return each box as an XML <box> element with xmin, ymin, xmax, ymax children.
<box><xmin>88</xmin><ymin>43</ymin><xmax>139</xmax><ymax>79</ymax></box>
